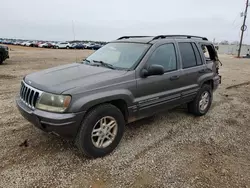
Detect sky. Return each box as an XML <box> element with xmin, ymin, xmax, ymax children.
<box><xmin>0</xmin><ymin>0</ymin><xmax>248</xmax><ymax>43</ymax></box>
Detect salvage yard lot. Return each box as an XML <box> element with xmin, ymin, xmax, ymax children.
<box><xmin>1</xmin><ymin>45</ymin><xmax>250</xmax><ymax>188</ymax></box>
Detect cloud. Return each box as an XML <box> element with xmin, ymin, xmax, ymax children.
<box><xmin>0</xmin><ymin>0</ymin><xmax>246</xmax><ymax>43</ymax></box>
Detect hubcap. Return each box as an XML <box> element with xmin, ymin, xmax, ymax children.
<box><xmin>91</xmin><ymin>116</ymin><xmax>118</xmax><ymax>148</ymax></box>
<box><xmin>199</xmin><ymin>91</ymin><xmax>210</xmax><ymax>111</ymax></box>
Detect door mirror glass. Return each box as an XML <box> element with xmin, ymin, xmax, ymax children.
<box><xmin>142</xmin><ymin>64</ymin><xmax>164</xmax><ymax>77</ymax></box>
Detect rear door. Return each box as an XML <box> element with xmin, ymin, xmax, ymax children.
<box><xmin>177</xmin><ymin>42</ymin><xmax>207</xmax><ymax>102</ymax></box>
<box><xmin>135</xmin><ymin>42</ymin><xmax>182</xmax><ymax>118</ymax></box>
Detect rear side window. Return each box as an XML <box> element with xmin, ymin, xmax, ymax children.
<box><xmin>178</xmin><ymin>42</ymin><xmax>197</xmax><ymax>69</ymax></box>
<box><xmin>201</xmin><ymin>44</ymin><xmax>216</xmax><ymax>61</ymax></box>
<box><xmin>147</xmin><ymin>43</ymin><xmax>177</xmax><ymax>72</ymax></box>
<box><xmin>192</xmin><ymin>43</ymin><xmax>203</xmax><ymax>65</ymax></box>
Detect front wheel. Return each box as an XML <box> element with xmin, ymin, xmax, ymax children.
<box><xmin>75</xmin><ymin>104</ymin><xmax>125</xmax><ymax>158</ymax></box>
<box><xmin>188</xmin><ymin>84</ymin><xmax>212</xmax><ymax>116</ymax></box>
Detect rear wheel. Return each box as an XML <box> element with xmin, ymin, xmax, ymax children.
<box><xmin>75</xmin><ymin>104</ymin><xmax>125</xmax><ymax>158</ymax></box>
<box><xmin>188</xmin><ymin>84</ymin><xmax>212</xmax><ymax>116</ymax></box>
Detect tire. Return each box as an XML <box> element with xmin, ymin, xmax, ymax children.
<box><xmin>66</xmin><ymin>46</ymin><xmax>69</xmax><ymax>49</ymax></box>
<box><xmin>188</xmin><ymin>84</ymin><xmax>212</xmax><ymax>116</ymax></box>
<box><xmin>75</xmin><ymin>104</ymin><xmax>125</xmax><ymax>158</ymax></box>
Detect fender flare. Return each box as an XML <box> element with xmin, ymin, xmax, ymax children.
<box><xmin>70</xmin><ymin>89</ymin><xmax>134</xmax><ymax>113</ymax></box>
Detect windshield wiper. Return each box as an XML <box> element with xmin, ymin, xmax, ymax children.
<box><xmin>82</xmin><ymin>59</ymin><xmax>91</xmax><ymax>64</ymax></box>
<box><xmin>92</xmin><ymin>60</ymin><xmax>115</xmax><ymax>70</ymax></box>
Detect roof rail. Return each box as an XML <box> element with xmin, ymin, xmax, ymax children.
<box><xmin>152</xmin><ymin>35</ymin><xmax>208</xmax><ymax>41</ymax></box>
<box><xmin>117</xmin><ymin>36</ymin><xmax>152</xmax><ymax>40</ymax></box>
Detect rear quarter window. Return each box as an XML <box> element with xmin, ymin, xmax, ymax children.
<box><xmin>178</xmin><ymin>42</ymin><xmax>197</xmax><ymax>69</ymax></box>
<box><xmin>192</xmin><ymin>43</ymin><xmax>203</xmax><ymax>65</ymax></box>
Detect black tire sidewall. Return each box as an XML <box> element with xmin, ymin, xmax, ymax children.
<box><xmin>76</xmin><ymin>104</ymin><xmax>125</xmax><ymax>158</ymax></box>
<box><xmin>0</xmin><ymin>55</ymin><xmax>3</xmax><ymax>64</ymax></box>
<box><xmin>195</xmin><ymin>85</ymin><xmax>212</xmax><ymax>115</ymax></box>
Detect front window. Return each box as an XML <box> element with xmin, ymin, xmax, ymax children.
<box><xmin>85</xmin><ymin>42</ymin><xmax>150</xmax><ymax>70</ymax></box>
<box><xmin>146</xmin><ymin>43</ymin><xmax>177</xmax><ymax>72</ymax></box>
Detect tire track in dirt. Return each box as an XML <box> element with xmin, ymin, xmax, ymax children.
<box><xmin>0</xmin><ymin>74</ymin><xmax>17</xmax><ymax>80</ymax></box>
<box><xmin>226</xmin><ymin>81</ymin><xmax>250</xmax><ymax>89</ymax></box>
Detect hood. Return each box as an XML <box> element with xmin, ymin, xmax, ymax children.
<box><xmin>25</xmin><ymin>63</ymin><xmax>127</xmax><ymax>94</ymax></box>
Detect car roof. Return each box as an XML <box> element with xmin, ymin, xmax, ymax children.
<box><xmin>111</xmin><ymin>35</ymin><xmax>211</xmax><ymax>44</ymax></box>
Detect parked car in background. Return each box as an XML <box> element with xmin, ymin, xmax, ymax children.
<box><xmin>21</xmin><ymin>42</ymin><xmax>26</xmax><ymax>46</ymax></box>
<box><xmin>69</xmin><ymin>43</ymin><xmax>77</xmax><ymax>49</ymax></box>
<box><xmin>21</xmin><ymin>41</ymin><xmax>32</xmax><ymax>46</ymax></box>
<box><xmin>38</xmin><ymin>42</ymin><xmax>53</xmax><ymax>48</ymax></box>
<box><xmin>38</xmin><ymin>42</ymin><xmax>45</xmax><ymax>48</ymax></box>
<box><xmin>51</xmin><ymin>42</ymin><xmax>59</xmax><ymax>48</ymax></box>
<box><xmin>91</xmin><ymin>43</ymin><xmax>102</xmax><ymax>50</ymax></box>
<box><xmin>56</xmin><ymin>42</ymin><xmax>70</xmax><ymax>49</ymax></box>
<box><xmin>46</xmin><ymin>43</ymin><xmax>54</xmax><ymax>48</ymax></box>
<box><xmin>84</xmin><ymin>43</ymin><xmax>92</xmax><ymax>49</ymax></box>
<box><xmin>85</xmin><ymin>43</ymin><xmax>102</xmax><ymax>50</ymax></box>
<box><xmin>15</xmin><ymin>41</ymin><xmax>23</xmax><ymax>45</ymax></box>
<box><xmin>13</xmin><ymin>41</ymin><xmax>21</xmax><ymax>45</ymax></box>
<box><xmin>30</xmin><ymin>41</ymin><xmax>36</xmax><ymax>47</ymax></box>
<box><xmin>74</xmin><ymin>43</ymin><xmax>85</xmax><ymax>49</ymax></box>
<box><xmin>0</xmin><ymin>45</ymin><xmax>9</xmax><ymax>64</ymax></box>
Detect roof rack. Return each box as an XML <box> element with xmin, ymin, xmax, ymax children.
<box><xmin>117</xmin><ymin>36</ymin><xmax>152</xmax><ymax>40</ymax></box>
<box><xmin>152</xmin><ymin>35</ymin><xmax>208</xmax><ymax>41</ymax></box>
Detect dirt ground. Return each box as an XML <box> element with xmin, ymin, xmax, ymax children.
<box><xmin>0</xmin><ymin>45</ymin><xmax>250</xmax><ymax>188</ymax></box>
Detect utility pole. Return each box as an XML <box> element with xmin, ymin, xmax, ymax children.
<box><xmin>238</xmin><ymin>0</ymin><xmax>249</xmax><ymax>57</ymax></box>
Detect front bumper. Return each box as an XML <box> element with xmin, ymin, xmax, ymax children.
<box><xmin>16</xmin><ymin>97</ymin><xmax>85</xmax><ymax>139</ymax></box>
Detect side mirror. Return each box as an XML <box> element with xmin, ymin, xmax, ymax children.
<box><xmin>141</xmin><ymin>64</ymin><xmax>164</xmax><ymax>77</ymax></box>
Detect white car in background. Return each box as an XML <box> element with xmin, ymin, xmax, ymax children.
<box><xmin>21</xmin><ymin>41</ymin><xmax>32</xmax><ymax>46</ymax></box>
<box><xmin>38</xmin><ymin>43</ymin><xmax>47</xmax><ymax>48</ymax></box>
<box><xmin>56</xmin><ymin>42</ymin><xmax>70</xmax><ymax>49</ymax></box>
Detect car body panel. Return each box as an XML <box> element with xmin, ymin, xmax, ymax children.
<box><xmin>24</xmin><ymin>63</ymin><xmax>128</xmax><ymax>94</ymax></box>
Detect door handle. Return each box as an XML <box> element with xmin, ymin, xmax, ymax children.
<box><xmin>170</xmin><ymin>75</ymin><xmax>180</xmax><ymax>80</ymax></box>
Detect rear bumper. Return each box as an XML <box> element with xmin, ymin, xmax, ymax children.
<box><xmin>213</xmin><ymin>74</ymin><xmax>221</xmax><ymax>91</ymax></box>
<box><xmin>16</xmin><ymin>97</ymin><xmax>85</xmax><ymax>139</ymax></box>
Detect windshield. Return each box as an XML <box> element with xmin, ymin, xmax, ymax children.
<box><xmin>85</xmin><ymin>42</ymin><xmax>150</xmax><ymax>70</ymax></box>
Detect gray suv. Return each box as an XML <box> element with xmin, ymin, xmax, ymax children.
<box><xmin>16</xmin><ymin>35</ymin><xmax>221</xmax><ymax>158</ymax></box>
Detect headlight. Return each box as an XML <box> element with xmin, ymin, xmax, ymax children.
<box><xmin>36</xmin><ymin>93</ymin><xmax>71</xmax><ymax>112</ymax></box>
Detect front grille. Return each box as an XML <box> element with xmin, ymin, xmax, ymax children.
<box><xmin>20</xmin><ymin>81</ymin><xmax>42</xmax><ymax>109</ymax></box>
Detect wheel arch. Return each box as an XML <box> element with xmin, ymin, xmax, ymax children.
<box><xmin>84</xmin><ymin>99</ymin><xmax>129</xmax><ymax>123</ymax></box>
<box><xmin>198</xmin><ymin>73</ymin><xmax>214</xmax><ymax>90</ymax></box>
<box><xmin>70</xmin><ymin>90</ymin><xmax>134</xmax><ymax>123</ymax></box>
<box><xmin>202</xmin><ymin>79</ymin><xmax>214</xmax><ymax>90</ymax></box>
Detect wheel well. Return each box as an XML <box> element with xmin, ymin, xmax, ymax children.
<box><xmin>203</xmin><ymin>80</ymin><xmax>214</xmax><ymax>90</ymax></box>
<box><xmin>85</xmin><ymin>99</ymin><xmax>129</xmax><ymax>123</ymax></box>
<box><xmin>110</xmin><ymin>99</ymin><xmax>128</xmax><ymax>122</ymax></box>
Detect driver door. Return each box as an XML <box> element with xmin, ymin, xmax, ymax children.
<box><xmin>135</xmin><ymin>43</ymin><xmax>182</xmax><ymax>118</ymax></box>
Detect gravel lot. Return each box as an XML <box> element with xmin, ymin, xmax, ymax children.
<box><xmin>1</xmin><ymin>45</ymin><xmax>250</xmax><ymax>188</ymax></box>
